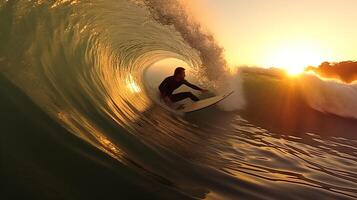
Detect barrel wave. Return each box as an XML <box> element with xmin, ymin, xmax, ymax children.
<box><xmin>1</xmin><ymin>1</ymin><xmax>357</xmax><ymax>200</ymax></box>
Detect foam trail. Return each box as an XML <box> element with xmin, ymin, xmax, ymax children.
<box><xmin>298</xmin><ymin>73</ymin><xmax>357</xmax><ymax>119</ymax></box>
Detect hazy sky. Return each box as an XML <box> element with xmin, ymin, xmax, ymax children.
<box><xmin>186</xmin><ymin>0</ymin><xmax>357</xmax><ymax>73</ymax></box>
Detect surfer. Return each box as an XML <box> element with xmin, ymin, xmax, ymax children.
<box><xmin>159</xmin><ymin>67</ymin><xmax>208</xmax><ymax>106</ymax></box>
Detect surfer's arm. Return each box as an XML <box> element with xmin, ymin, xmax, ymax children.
<box><xmin>184</xmin><ymin>80</ymin><xmax>203</xmax><ymax>91</ymax></box>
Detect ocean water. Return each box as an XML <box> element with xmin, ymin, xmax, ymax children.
<box><xmin>1</xmin><ymin>0</ymin><xmax>357</xmax><ymax>199</ymax></box>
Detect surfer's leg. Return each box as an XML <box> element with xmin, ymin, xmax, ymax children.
<box><xmin>170</xmin><ymin>92</ymin><xmax>199</xmax><ymax>102</ymax></box>
<box><xmin>187</xmin><ymin>92</ymin><xmax>200</xmax><ymax>101</ymax></box>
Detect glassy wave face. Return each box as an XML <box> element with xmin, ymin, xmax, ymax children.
<box><xmin>1</xmin><ymin>0</ymin><xmax>357</xmax><ymax>199</ymax></box>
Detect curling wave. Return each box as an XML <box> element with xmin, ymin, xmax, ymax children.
<box><xmin>1</xmin><ymin>1</ymin><xmax>357</xmax><ymax>199</ymax></box>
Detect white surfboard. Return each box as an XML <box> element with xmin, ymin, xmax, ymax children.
<box><xmin>177</xmin><ymin>91</ymin><xmax>234</xmax><ymax>113</ymax></box>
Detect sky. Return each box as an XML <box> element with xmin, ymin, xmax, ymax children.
<box><xmin>185</xmin><ymin>0</ymin><xmax>357</xmax><ymax>74</ymax></box>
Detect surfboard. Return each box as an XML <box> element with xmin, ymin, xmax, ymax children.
<box><xmin>177</xmin><ymin>91</ymin><xmax>234</xmax><ymax>113</ymax></box>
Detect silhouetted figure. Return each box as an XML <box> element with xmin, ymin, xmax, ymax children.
<box><xmin>159</xmin><ymin>67</ymin><xmax>207</xmax><ymax>105</ymax></box>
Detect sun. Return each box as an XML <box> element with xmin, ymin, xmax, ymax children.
<box><xmin>286</xmin><ymin>67</ymin><xmax>304</xmax><ymax>76</ymax></box>
<box><xmin>263</xmin><ymin>43</ymin><xmax>325</xmax><ymax>76</ymax></box>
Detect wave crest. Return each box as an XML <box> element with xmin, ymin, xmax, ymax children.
<box><xmin>298</xmin><ymin>73</ymin><xmax>357</xmax><ymax>119</ymax></box>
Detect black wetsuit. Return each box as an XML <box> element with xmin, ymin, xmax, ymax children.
<box><xmin>158</xmin><ymin>76</ymin><xmax>202</xmax><ymax>102</ymax></box>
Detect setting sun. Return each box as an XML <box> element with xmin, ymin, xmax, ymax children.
<box><xmin>186</xmin><ymin>1</ymin><xmax>356</xmax><ymax>71</ymax></box>
<box><xmin>263</xmin><ymin>43</ymin><xmax>325</xmax><ymax>75</ymax></box>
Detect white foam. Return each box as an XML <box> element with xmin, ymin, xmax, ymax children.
<box><xmin>298</xmin><ymin>73</ymin><xmax>357</xmax><ymax>119</ymax></box>
<box><xmin>216</xmin><ymin>68</ymin><xmax>246</xmax><ymax>111</ymax></box>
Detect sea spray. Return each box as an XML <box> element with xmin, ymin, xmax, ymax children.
<box><xmin>216</xmin><ymin>67</ymin><xmax>246</xmax><ymax>111</ymax></box>
<box><xmin>298</xmin><ymin>73</ymin><xmax>357</xmax><ymax>119</ymax></box>
<box><xmin>140</xmin><ymin>0</ymin><xmax>228</xmax><ymax>81</ymax></box>
<box><xmin>139</xmin><ymin>0</ymin><xmax>247</xmax><ymax>111</ymax></box>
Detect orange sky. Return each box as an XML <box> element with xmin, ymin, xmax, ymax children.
<box><xmin>185</xmin><ymin>0</ymin><xmax>357</xmax><ymax>74</ymax></box>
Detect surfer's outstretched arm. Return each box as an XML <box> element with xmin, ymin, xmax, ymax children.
<box><xmin>184</xmin><ymin>80</ymin><xmax>203</xmax><ymax>91</ymax></box>
<box><xmin>184</xmin><ymin>80</ymin><xmax>208</xmax><ymax>93</ymax></box>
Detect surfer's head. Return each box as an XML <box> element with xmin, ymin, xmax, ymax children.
<box><xmin>174</xmin><ymin>67</ymin><xmax>186</xmax><ymax>81</ymax></box>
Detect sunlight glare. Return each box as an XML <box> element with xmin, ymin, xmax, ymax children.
<box><xmin>127</xmin><ymin>75</ymin><xmax>141</xmax><ymax>93</ymax></box>
<box><xmin>263</xmin><ymin>43</ymin><xmax>325</xmax><ymax>76</ymax></box>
